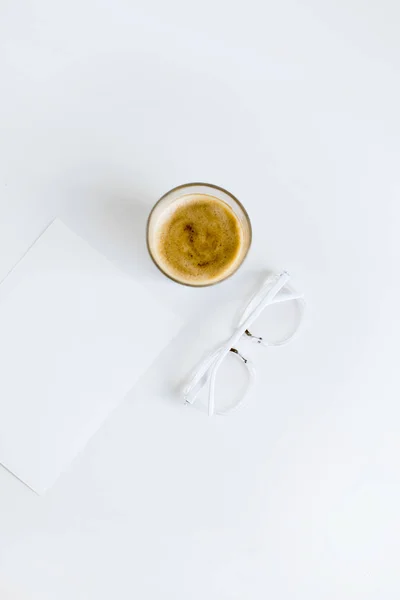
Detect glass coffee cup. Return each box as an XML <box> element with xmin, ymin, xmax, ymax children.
<box><xmin>147</xmin><ymin>183</ymin><xmax>252</xmax><ymax>287</ymax></box>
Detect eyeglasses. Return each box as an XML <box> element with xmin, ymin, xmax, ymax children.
<box><xmin>183</xmin><ymin>271</ymin><xmax>305</xmax><ymax>416</ymax></box>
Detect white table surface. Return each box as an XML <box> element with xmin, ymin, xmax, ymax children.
<box><xmin>1</xmin><ymin>1</ymin><xmax>399</xmax><ymax>598</ymax></box>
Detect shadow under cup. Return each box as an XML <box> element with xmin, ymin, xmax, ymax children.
<box><xmin>146</xmin><ymin>183</ymin><xmax>252</xmax><ymax>287</ymax></box>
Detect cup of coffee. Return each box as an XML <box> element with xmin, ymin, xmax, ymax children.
<box><xmin>147</xmin><ymin>183</ymin><xmax>252</xmax><ymax>286</ymax></box>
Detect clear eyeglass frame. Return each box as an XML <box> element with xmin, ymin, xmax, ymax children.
<box><xmin>183</xmin><ymin>271</ymin><xmax>305</xmax><ymax>416</ymax></box>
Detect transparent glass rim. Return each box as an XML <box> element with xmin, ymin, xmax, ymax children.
<box><xmin>146</xmin><ymin>182</ymin><xmax>253</xmax><ymax>287</ymax></box>
<box><xmin>182</xmin><ymin>271</ymin><xmax>306</xmax><ymax>415</ymax></box>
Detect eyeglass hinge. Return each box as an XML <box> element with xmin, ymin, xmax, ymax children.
<box><xmin>230</xmin><ymin>348</ymin><xmax>248</xmax><ymax>363</ymax></box>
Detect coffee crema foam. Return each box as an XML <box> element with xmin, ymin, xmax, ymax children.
<box><xmin>153</xmin><ymin>194</ymin><xmax>244</xmax><ymax>285</ymax></box>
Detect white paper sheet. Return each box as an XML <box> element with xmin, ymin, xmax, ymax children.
<box><xmin>0</xmin><ymin>219</ymin><xmax>181</xmax><ymax>494</ymax></box>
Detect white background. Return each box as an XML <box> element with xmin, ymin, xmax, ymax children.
<box><xmin>1</xmin><ymin>1</ymin><xmax>399</xmax><ymax>598</ymax></box>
